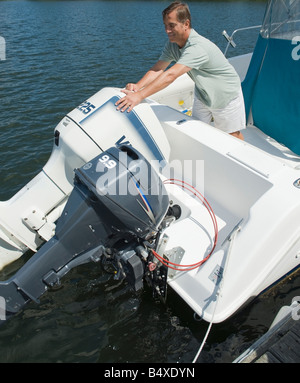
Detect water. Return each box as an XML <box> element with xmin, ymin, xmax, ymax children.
<box><xmin>0</xmin><ymin>0</ymin><xmax>299</xmax><ymax>364</ymax></box>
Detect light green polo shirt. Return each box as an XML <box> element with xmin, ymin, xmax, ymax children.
<box><xmin>159</xmin><ymin>29</ymin><xmax>241</xmax><ymax>109</ymax></box>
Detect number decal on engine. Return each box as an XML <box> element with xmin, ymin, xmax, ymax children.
<box><xmin>77</xmin><ymin>101</ymin><xmax>96</xmax><ymax>115</ymax></box>
<box><xmin>99</xmin><ymin>154</ymin><xmax>117</xmax><ymax>169</ymax></box>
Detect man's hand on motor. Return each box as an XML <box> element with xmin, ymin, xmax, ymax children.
<box><xmin>115</xmin><ymin>88</ymin><xmax>143</xmax><ymax>113</ymax></box>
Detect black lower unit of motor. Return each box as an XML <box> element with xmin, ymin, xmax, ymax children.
<box><xmin>0</xmin><ymin>145</ymin><xmax>176</xmax><ymax>321</ymax></box>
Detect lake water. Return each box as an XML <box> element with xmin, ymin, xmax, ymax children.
<box><xmin>0</xmin><ymin>0</ymin><xmax>299</xmax><ymax>364</ymax></box>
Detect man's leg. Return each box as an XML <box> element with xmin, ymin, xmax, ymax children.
<box><xmin>230</xmin><ymin>131</ymin><xmax>244</xmax><ymax>140</ymax></box>
<box><xmin>212</xmin><ymin>88</ymin><xmax>246</xmax><ymax>140</ymax></box>
<box><xmin>192</xmin><ymin>96</ymin><xmax>213</xmax><ymax>125</ymax></box>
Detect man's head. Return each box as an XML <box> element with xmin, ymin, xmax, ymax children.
<box><xmin>162</xmin><ymin>2</ymin><xmax>192</xmax><ymax>47</ymax></box>
<box><xmin>162</xmin><ymin>2</ymin><xmax>192</xmax><ymax>27</ymax></box>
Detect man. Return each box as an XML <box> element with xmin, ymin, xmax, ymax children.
<box><xmin>115</xmin><ymin>2</ymin><xmax>245</xmax><ymax>140</ymax></box>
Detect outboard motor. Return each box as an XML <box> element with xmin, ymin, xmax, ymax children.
<box><xmin>0</xmin><ymin>145</ymin><xmax>172</xmax><ymax>320</ymax></box>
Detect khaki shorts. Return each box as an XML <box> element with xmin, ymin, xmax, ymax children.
<box><xmin>192</xmin><ymin>88</ymin><xmax>246</xmax><ymax>134</ymax></box>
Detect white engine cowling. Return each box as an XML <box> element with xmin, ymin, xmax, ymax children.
<box><xmin>0</xmin><ymin>87</ymin><xmax>171</xmax><ymax>269</ymax></box>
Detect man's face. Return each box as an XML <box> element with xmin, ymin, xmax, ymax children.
<box><xmin>163</xmin><ymin>10</ymin><xmax>189</xmax><ymax>47</ymax></box>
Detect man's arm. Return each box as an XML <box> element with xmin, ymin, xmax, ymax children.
<box><xmin>116</xmin><ymin>63</ymin><xmax>191</xmax><ymax>113</ymax></box>
<box><xmin>126</xmin><ymin>60</ymin><xmax>170</xmax><ymax>92</ymax></box>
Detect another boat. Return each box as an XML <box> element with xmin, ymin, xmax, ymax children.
<box><xmin>0</xmin><ymin>0</ymin><xmax>299</xmax><ymax>324</ymax></box>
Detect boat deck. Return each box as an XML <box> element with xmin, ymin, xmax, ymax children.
<box><xmin>243</xmin><ymin>125</ymin><xmax>300</xmax><ymax>170</ymax></box>
<box><xmin>234</xmin><ymin>303</ymin><xmax>300</xmax><ymax>363</ymax></box>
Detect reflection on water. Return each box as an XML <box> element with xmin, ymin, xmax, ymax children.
<box><xmin>0</xmin><ymin>253</ymin><xmax>299</xmax><ymax>363</ymax></box>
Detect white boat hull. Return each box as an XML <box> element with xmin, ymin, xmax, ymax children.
<box><xmin>0</xmin><ymin>51</ymin><xmax>299</xmax><ymax>323</ymax></box>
